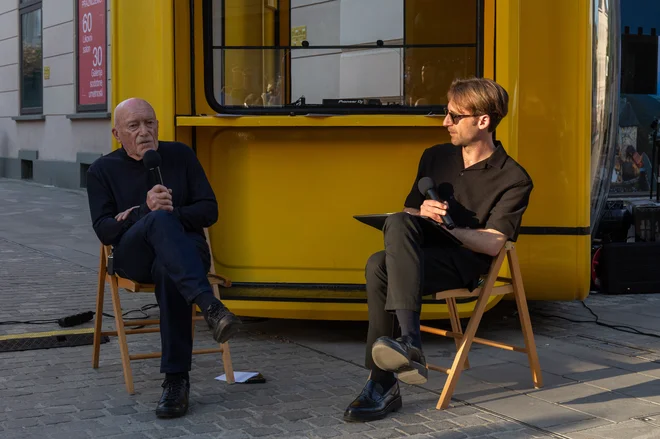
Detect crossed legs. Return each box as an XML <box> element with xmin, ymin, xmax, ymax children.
<box><xmin>344</xmin><ymin>212</ymin><xmax>490</xmax><ymax>422</ymax></box>
<box><xmin>113</xmin><ymin>210</ymin><xmax>242</xmax><ymax>417</ymax></box>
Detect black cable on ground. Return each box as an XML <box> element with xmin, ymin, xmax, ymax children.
<box><xmin>533</xmin><ymin>301</ymin><xmax>660</xmax><ymax>339</ymax></box>
<box><xmin>0</xmin><ymin>304</ymin><xmax>160</xmax><ymax>327</ymax></box>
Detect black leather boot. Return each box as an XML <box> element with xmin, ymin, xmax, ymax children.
<box><xmin>371</xmin><ymin>335</ymin><xmax>428</xmax><ymax>385</ymax></box>
<box><xmin>343</xmin><ymin>380</ymin><xmax>402</xmax><ymax>422</ymax></box>
<box><xmin>204</xmin><ymin>303</ymin><xmax>243</xmax><ymax>343</ymax></box>
<box><xmin>156</xmin><ymin>376</ymin><xmax>190</xmax><ymax>418</ymax></box>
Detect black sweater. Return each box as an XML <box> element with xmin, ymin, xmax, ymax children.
<box><xmin>86</xmin><ymin>141</ymin><xmax>218</xmax><ymax>246</ymax></box>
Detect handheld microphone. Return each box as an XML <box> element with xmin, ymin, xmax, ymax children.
<box><xmin>143</xmin><ymin>149</ymin><xmax>164</xmax><ymax>185</ymax></box>
<box><xmin>418</xmin><ymin>176</ymin><xmax>455</xmax><ymax>229</ymax></box>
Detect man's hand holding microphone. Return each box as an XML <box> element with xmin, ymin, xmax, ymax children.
<box><xmin>147</xmin><ymin>185</ymin><xmax>173</xmax><ymax>212</ymax></box>
<box><xmin>143</xmin><ymin>149</ymin><xmax>173</xmax><ymax>212</ymax></box>
<box><xmin>417</xmin><ymin>177</ymin><xmax>455</xmax><ymax>229</ymax></box>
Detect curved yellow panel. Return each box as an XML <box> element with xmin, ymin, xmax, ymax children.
<box><xmin>196</xmin><ymin>126</ymin><xmax>449</xmax><ymax>283</ymax></box>
<box><xmin>513</xmin><ymin>0</ymin><xmax>592</xmax><ymax>301</ymax></box>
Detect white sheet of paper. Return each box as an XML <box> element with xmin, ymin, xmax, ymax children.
<box><xmin>215</xmin><ymin>371</ymin><xmax>259</xmax><ymax>383</ymax></box>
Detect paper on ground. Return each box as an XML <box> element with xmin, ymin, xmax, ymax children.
<box><xmin>216</xmin><ymin>371</ymin><xmax>259</xmax><ymax>383</ymax></box>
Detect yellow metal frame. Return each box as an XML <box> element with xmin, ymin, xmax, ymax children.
<box><xmin>111</xmin><ymin>0</ymin><xmax>593</xmax><ymax>321</ymax></box>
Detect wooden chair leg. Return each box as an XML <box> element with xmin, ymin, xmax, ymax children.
<box><xmin>205</xmin><ymin>237</ymin><xmax>236</xmax><ymax>385</ymax></box>
<box><xmin>222</xmin><ymin>342</ymin><xmax>235</xmax><ymax>384</ymax></box>
<box><xmin>110</xmin><ymin>276</ymin><xmax>135</xmax><ymax>394</ymax></box>
<box><xmin>92</xmin><ymin>247</ymin><xmax>106</xmax><ymax>369</ymax></box>
<box><xmin>436</xmin><ymin>250</ymin><xmax>506</xmax><ymax>409</ymax></box>
<box><xmin>447</xmin><ymin>297</ymin><xmax>470</xmax><ymax>370</ymax></box>
<box><xmin>508</xmin><ymin>248</ymin><xmax>543</xmax><ymax>388</ymax></box>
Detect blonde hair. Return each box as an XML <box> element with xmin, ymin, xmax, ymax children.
<box><xmin>447</xmin><ymin>78</ymin><xmax>508</xmax><ymax>132</ymax></box>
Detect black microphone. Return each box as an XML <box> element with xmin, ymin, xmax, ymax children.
<box><xmin>418</xmin><ymin>176</ymin><xmax>455</xmax><ymax>229</ymax></box>
<box><xmin>143</xmin><ymin>149</ymin><xmax>164</xmax><ymax>185</ymax></box>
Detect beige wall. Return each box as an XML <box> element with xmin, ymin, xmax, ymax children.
<box><xmin>289</xmin><ymin>0</ymin><xmax>404</xmax><ymax>104</ymax></box>
<box><xmin>0</xmin><ymin>0</ymin><xmax>112</xmax><ymax>187</ymax></box>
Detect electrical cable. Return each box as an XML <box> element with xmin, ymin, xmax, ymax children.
<box><xmin>533</xmin><ymin>301</ymin><xmax>660</xmax><ymax>339</ymax></box>
<box><xmin>0</xmin><ymin>304</ymin><xmax>160</xmax><ymax>326</ymax></box>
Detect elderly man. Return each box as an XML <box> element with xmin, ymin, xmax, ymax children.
<box><xmin>86</xmin><ymin>98</ymin><xmax>242</xmax><ymax>418</ymax></box>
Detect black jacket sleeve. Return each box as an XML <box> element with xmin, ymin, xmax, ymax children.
<box><xmin>86</xmin><ymin>166</ymin><xmax>140</xmax><ymax>246</ymax></box>
<box><xmin>172</xmin><ymin>146</ymin><xmax>219</xmax><ymax>231</ymax></box>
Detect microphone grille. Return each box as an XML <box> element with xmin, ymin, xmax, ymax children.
<box><xmin>417</xmin><ymin>176</ymin><xmax>435</xmax><ymax>195</ymax></box>
<box><xmin>142</xmin><ymin>149</ymin><xmax>161</xmax><ymax>170</ymax></box>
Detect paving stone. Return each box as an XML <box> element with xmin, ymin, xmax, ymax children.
<box><xmin>45</xmin><ymin>430</ymin><xmax>93</xmax><ymax>439</ymax></box>
<box><xmin>218</xmin><ymin>410</ymin><xmax>252</xmax><ymax>419</ymax></box>
<box><xmin>425</xmin><ymin>432</ymin><xmax>468</xmax><ymax>439</ymax></box>
<box><xmin>307</xmin><ymin>416</ymin><xmax>345</xmax><ymax>427</ymax></box>
<box><xmin>445</xmin><ymin>406</ymin><xmax>481</xmax><ymax>417</ymax></box>
<box><xmin>182</xmin><ymin>423</ymin><xmax>225</xmax><ymax>434</ymax></box>
<box><xmin>3</xmin><ymin>417</ymin><xmax>41</xmax><ymax>429</ymax></box>
<box><xmin>365</xmin><ymin>429</ymin><xmax>406</xmax><ymax>439</ymax></box>
<box><xmin>307</xmin><ymin>427</ymin><xmax>344</xmax><ymax>438</ymax></box>
<box><xmin>395</xmin><ymin>424</ymin><xmax>434</xmax><ymax>435</ymax></box>
<box><xmin>281</xmin><ymin>410</ymin><xmax>314</xmax><ymax>422</ymax></box>
<box><xmin>107</xmin><ymin>406</ymin><xmax>139</xmax><ymax>416</ymax></box>
<box><xmin>489</xmin><ymin>428</ymin><xmax>543</xmax><ymax>439</ymax></box>
<box><xmin>212</xmin><ymin>432</ymin><xmax>250</xmax><ymax>439</ymax></box>
<box><xmin>277</xmin><ymin>421</ymin><xmax>316</xmax><ymax>434</ymax></box>
<box><xmin>250</xmin><ymin>396</ymin><xmax>281</xmax><ymax>406</ymax></box>
<box><xmin>89</xmin><ymin>426</ymin><xmax>125</xmax><ymax>437</ymax></box>
<box><xmin>276</xmin><ymin>393</ymin><xmax>306</xmax><ymax>403</ymax></box>
<box><xmin>419</xmin><ymin>410</ymin><xmax>458</xmax><ymax>422</ymax></box>
<box><xmin>216</xmin><ymin>418</ymin><xmax>255</xmax><ymax>430</ymax></box>
<box><xmin>243</xmin><ymin>426</ymin><xmax>283</xmax><ymax>437</ymax></box>
<box><xmin>75</xmin><ymin>401</ymin><xmax>107</xmax><ymax>410</ymax></box>
<box><xmin>425</xmin><ymin>420</ymin><xmax>460</xmax><ymax>431</ymax></box>
<box><xmin>448</xmin><ymin>414</ymin><xmax>491</xmax><ymax>427</ymax></box>
<box><xmin>105</xmin><ymin>434</ymin><xmax>150</xmax><ymax>439</ymax></box>
<box><xmin>144</xmin><ymin>428</ymin><xmax>189</xmax><ymax>438</ymax></box>
<box><xmin>337</xmin><ymin>422</ymin><xmax>374</xmax><ymax>434</ymax></box>
<box><xmin>40</xmin><ymin>414</ymin><xmax>75</xmax><ymax>425</ymax></box>
<box><xmin>393</xmin><ymin>414</ymin><xmax>432</xmax><ymax>425</ymax></box>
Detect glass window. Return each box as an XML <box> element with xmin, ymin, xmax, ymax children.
<box><xmin>609</xmin><ymin>0</ymin><xmax>660</xmax><ymax>196</ymax></box>
<box><xmin>205</xmin><ymin>0</ymin><xmax>484</xmax><ymax>114</ymax></box>
<box><xmin>20</xmin><ymin>1</ymin><xmax>43</xmax><ymax>115</ymax></box>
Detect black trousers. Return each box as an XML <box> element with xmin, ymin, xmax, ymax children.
<box><xmin>364</xmin><ymin>212</ymin><xmax>491</xmax><ymax>370</ymax></box>
<box><xmin>113</xmin><ymin>210</ymin><xmax>212</xmax><ymax>374</ymax></box>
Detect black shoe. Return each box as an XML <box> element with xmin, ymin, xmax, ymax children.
<box><xmin>343</xmin><ymin>379</ymin><xmax>402</xmax><ymax>422</ymax></box>
<box><xmin>371</xmin><ymin>336</ymin><xmax>428</xmax><ymax>385</ymax></box>
<box><xmin>156</xmin><ymin>376</ymin><xmax>190</xmax><ymax>419</ymax></box>
<box><xmin>204</xmin><ymin>302</ymin><xmax>242</xmax><ymax>343</ymax></box>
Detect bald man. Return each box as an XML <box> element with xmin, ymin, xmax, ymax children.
<box><xmin>86</xmin><ymin>98</ymin><xmax>242</xmax><ymax>418</ymax></box>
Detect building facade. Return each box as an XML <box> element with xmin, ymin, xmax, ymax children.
<box><xmin>0</xmin><ymin>0</ymin><xmax>111</xmax><ymax>189</ymax></box>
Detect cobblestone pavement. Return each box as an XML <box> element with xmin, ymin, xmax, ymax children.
<box><xmin>2</xmin><ymin>178</ymin><xmax>660</xmax><ymax>439</ymax></box>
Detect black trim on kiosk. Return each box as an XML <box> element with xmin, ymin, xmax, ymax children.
<box><xmin>476</xmin><ymin>0</ymin><xmax>485</xmax><ymax>78</ymax></box>
<box><xmin>520</xmin><ymin>226</ymin><xmax>591</xmax><ymax>236</ymax></box>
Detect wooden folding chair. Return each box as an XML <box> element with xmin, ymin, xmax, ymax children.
<box><xmin>420</xmin><ymin>242</ymin><xmax>543</xmax><ymax>409</ymax></box>
<box><xmin>92</xmin><ymin>228</ymin><xmax>235</xmax><ymax>394</ymax></box>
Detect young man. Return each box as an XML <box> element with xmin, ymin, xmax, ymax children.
<box><xmin>344</xmin><ymin>78</ymin><xmax>533</xmax><ymax>422</ymax></box>
<box><xmin>86</xmin><ymin>98</ymin><xmax>242</xmax><ymax>418</ymax></box>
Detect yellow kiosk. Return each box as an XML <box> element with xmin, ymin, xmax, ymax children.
<box><xmin>111</xmin><ymin>0</ymin><xmax>611</xmax><ymax>320</ymax></box>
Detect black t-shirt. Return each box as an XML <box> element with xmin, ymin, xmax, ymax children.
<box><xmin>86</xmin><ymin>141</ymin><xmax>218</xmax><ymax>246</ymax></box>
<box><xmin>404</xmin><ymin>141</ymin><xmax>533</xmax><ymax>242</ymax></box>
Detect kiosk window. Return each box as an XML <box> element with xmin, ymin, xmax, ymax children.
<box><xmin>204</xmin><ymin>0</ymin><xmax>484</xmax><ymax>114</ymax></box>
